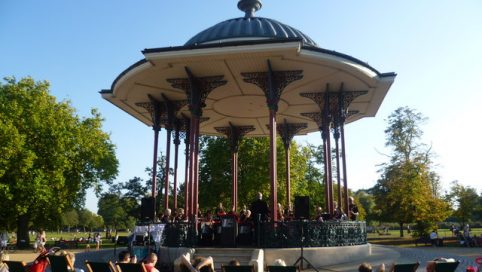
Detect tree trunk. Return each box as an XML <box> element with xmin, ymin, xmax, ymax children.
<box><xmin>399</xmin><ymin>222</ymin><xmax>404</xmax><ymax>238</ymax></box>
<box><xmin>16</xmin><ymin>214</ymin><xmax>30</xmax><ymax>249</ymax></box>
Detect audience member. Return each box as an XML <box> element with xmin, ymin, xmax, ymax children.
<box><xmin>272</xmin><ymin>259</ymin><xmax>287</xmax><ymax>266</ymax></box>
<box><xmin>59</xmin><ymin>251</ymin><xmax>84</xmax><ymax>272</ymax></box>
<box><xmin>358</xmin><ymin>262</ymin><xmax>388</xmax><ymax>272</ymax></box>
<box><xmin>179</xmin><ymin>253</ymin><xmax>214</xmax><ymax>272</ymax></box>
<box><xmin>144</xmin><ymin>253</ymin><xmax>159</xmax><ymax>272</ymax></box>
<box><xmin>426</xmin><ymin>258</ymin><xmax>456</xmax><ymax>272</ymax></box>
<box><xmin>118</xmin><ymin>250</ymin><xmax>131</xmax><ymax>263</ymax></box>
<box><xmin>0</xmin><ymin>251</ymin><xmax>9</xmax><ymax>272</ymax></box>
<box><xmin>228</xmin><ymin>259</ymin><xmax>240</xmax><ymax>266</ymax></box>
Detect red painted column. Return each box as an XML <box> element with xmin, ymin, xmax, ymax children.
<box><xmin>269</xmin><ymin>109</ymin><xmax>278</xmax><ymax>222</ymax></box>
<box><xmin>188</xmin><ymin>118</ymin><xmax>196</xmax><ymax>219</ymax></box>
<box><xmin>231</xmin><ymin>152</ymin><xmax>236</xmax><ymax>213</ymax></box>
<box><xmin>193</xmin><ymin>118</ymin><xmax>201</xmax><ymax>217</ymax></box>
<box><xmin>184</xmin><ymin>137</ymin><xmax>190</xmax><ymax>217</ymax></box>
<box><xmin>173</xmin><ymin>132</ymin><xmax>180</xmax><ymax>210</ymax></box>
<box><xmin>164</xmin><ymin>129</ymin><xmax>172</xmax><ymax>210</ymax></box>
<box><xmin>334</xmin><ymin>132</ymin><xmax>342</xmax><ymax>210</ymax></box>
<box><xmin>341</xmin><ymin>124</ymin><xmax>349</xmax><ymax>216</ymax></box>
<box><xmin>321</xmin><ymin>132</ymin><xmax>330</xmax><ymax>214</ymax></box>
<box><xmin>151</xmin><ymin>128</ymin><xmax>160</xmax><ymax>220</ymax></box>
<box><xmin>326</xmin><ymin>132</ymin><xmax>334</xmax><ymax>215</ymax></box>
<box><xmin>285</xmin><ymin>147</ymin><xmax>291</xmax><ymax>208</ymax></box>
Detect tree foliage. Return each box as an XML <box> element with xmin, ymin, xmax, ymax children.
<box><xmin>97</xmin><ymin>193</ymin><xmax>136</xmax><ymax>230</ymax></box>
<box><xmin>373</xmin><ymin>107</ymin><xmax>450</xmax><ymax>237</ymax></box>
<box><xmin>446</xmin><ymin>180</ymin><xmax>480</xmax><ymax>225</ymax></box>
<box><xmin>0</xmin><ymin>77</ymin><xmax>118</xmax><ymax>245</ymax></box>
<box><xmin>197</xmin><ymin>136</ymin><xmax>324</xmax><ymax>213</ymax></box>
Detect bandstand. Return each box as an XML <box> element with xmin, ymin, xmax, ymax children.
<box><xmin>101</xmin><ymin>0</ymin><xmax>396</xmax><ymax>268</ymax></box>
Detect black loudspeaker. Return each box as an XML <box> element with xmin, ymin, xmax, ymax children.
<box><xmin>294</xmin><ymin>196</ymin><xmax>310</xmax><ymax>219</ymax></box>
<box><xmin>141</xmin><ymin>197</ymin><xmax>154</xmax><ymax>220</ymax></box>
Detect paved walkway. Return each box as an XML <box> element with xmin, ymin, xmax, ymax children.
<box><xmin>315</xmin><ymin>245</ymin><xmax>481</xmax><ymax>272</ymax></box>
<box><xmin>6</xmin><ymin>245</ymin><xmax>481</xmax><ymax>272</ymax></box>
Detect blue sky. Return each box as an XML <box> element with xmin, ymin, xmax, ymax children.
<box><xmin>1</xmin><ymin>1</ymin><xmax>481</xmax><ymax>212</ymax></box>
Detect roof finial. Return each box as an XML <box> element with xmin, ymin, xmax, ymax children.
<box><xmin>238</xmin><ymin>0</ymin><xmax>262</xmax><ymax>18</ymax></box>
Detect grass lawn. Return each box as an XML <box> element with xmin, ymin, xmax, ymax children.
<box><xmin>367</xmin><ymin>228</ymin><xmax>482</xmax><ymax>247</ymax></box>
<box><xmin>21</xmin><ymin>231</ymin><xmax>132</xmax><ymax>249</ymax></box>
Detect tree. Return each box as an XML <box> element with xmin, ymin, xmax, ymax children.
<box><xmin>373</xmin><ymin>107</ymin><xmax>450</xmax><ymax>237</ymax></box>
<box><xmin>446</xmin><ymin>181</ymin><xmax>480</xmax><ymax>225</ymax></box>
<box><xmin>97</xmin><ymin>193</ymin><xmax>136</xmax><ymax>230</ymax></box>
<box><xmin>197</xmin><ymin>136</ymin><xmax>322</xmax><ymax>213</ymax></box>
<box><xmin>60</xmin><ymin>209</ymin><xmax>79</xmax><ymax>232</ymax></box>
<box><xmin>78</xmin><ymin>209</ymin><xmax>104</xmax><ymax>232</ymax></box>
<box><xmin>145</xmin><ymin>153</ymin><xmax>173</xmax><ymax>211</ymax></box>
<box><xmin>0</xmin><ymin>77</ymin><xmax>118</xmax><ymax>247</ymax></box>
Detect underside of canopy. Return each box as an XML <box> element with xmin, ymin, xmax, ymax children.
<box><xmin>101</xmin><ymin>39</ymin><xmax>395</xmax><ymax>137</ymax></box>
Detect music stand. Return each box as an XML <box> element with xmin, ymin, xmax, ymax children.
<box><xmin>293</xmin><ymin>220</ymin><xmax>318</xmax><ymax>272</ymax></box>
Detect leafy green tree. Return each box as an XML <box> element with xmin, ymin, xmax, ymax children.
<box><xmin>78</xmin><ymin>209</ymin><xmax>104</xmax><ymax>232</ymax></box>
<box><xmin>61</xmin><ymin>209</ymin><xmax>79</xmax><ymax>231</ymax></box>
<box><xmin>0</xmin><ymin>77</ymin><xmax>118</xmax><ymax>247</ymax></box>
<box><xmin>373</xmin><ymin>107</ymin><xmax>450</xmax><ymax>237</ymax></box>
<box><xmin>97</xmin><ymin>193</ymin><xmax>136</xmax><ymax>230</ymax></box>
<box><xmin>145</xmin><ymin>154</ymin><xmax>173</xmax><ymax>211</ymax></box>
<box><xmin>198</xmin><ymin>136</ymin><xmax>322</xmax><ymax>213</ymax></box>
<box><xmin>446</xmin><ymin>180</ymin><xmax>480</xmax><ymax>225</ymax></box>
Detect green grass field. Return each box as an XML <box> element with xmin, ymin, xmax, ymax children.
<box><xmin>367</xmin><ymin>228</ymin><xmax>482</xmax><ymax>247</ymax></box>
<box><xmin>6</xmin><ymin>227</ymin><xmax>480</xmax><ymax>249</ymax></box>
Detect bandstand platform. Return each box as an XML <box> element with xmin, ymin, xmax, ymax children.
<box><xmin>137</xmin><ymin>220</ymin><xmax>369</xmax><ymax>271</ymax></box>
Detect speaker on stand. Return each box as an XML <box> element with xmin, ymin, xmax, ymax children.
<box><xmin>141</xmin><ymin>197</ymin><xmax>155</xmax><ymax>221</ymax></box>
<box><xmin>293</xmin><ymin>196</ymin><xmax>318</xmax><ymax>272</ymax></box>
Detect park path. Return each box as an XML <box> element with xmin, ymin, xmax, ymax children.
<box><xmin>315</xmin><ymin>245</ymin><xmax>481</xmax><ymax>272</ymax></box>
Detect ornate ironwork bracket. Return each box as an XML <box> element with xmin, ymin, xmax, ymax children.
<box><xmin>160</xmin><ymin>94</ymin><xmax>187</xmax><ymax>130</ymax></box>
<box><xmin>276</xmin><ymin>120</ymin><xmax>307</xmax><ymax>150</ymax></box>
<box><xmin>241</xmin><ymin>60</ymin><xmax>303</xmax><ymax>111</ymax></box>
<box><xmin>135</xmin><ymin>95</ymin><xmax>165</xmax><ymax>131</ymax></box>
<box><xmin>167</xmin><ymin>67</ymin><xmax>227</xmax><ymax>117</ymax></box>
<box><xmin>300</xmin><ymin>112</ymin><xmax>323</xmax><ymax>130</ymax></box>
<box><xmin>215</xmin><ymin>123</ymin><xmax>255</xmax><ymax>153</ymax></box>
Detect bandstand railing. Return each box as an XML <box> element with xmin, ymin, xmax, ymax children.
<box><xmin>160</xmin><ymin>220</ymin><xmax>366</xmax><ymax>248</ymax></box>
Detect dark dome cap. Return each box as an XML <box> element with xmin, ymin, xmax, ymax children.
<box><xmin>238</xmin><ymin>0</ymin><xmax>262</xmax><ymax>18</ymax></box>
<box><xmin>185</xmin><ymin>0</ymin><xmax>318</xmax><ymax>47</ymax></box>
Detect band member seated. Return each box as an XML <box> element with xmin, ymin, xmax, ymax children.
<box><xmin>349</xmin><ymin>197</ymin><xmax>359</xmax><ymax>221</ymax></box>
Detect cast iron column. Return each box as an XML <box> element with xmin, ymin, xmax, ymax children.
<box><xmin>277</xmin><ymin>120</ymin><xmax>307</xmax><ymax>207</ymax></box>
<box><xmin>167</xmin><ymin>69</ymin><xmax>227</xmax><ymax>221</ymax></box>
<box><xmin>135</xmin><ymin>97</ymin><xmax>163</xmax><ymax>220</ymax></box>
<box><xmin>216</xmin><ymin>124</ymin><xmax>255</xmax><ymax>213</ymax></box>
<box><xmin>173</xmin><ymin>125</ymin><xmax>180</xmax><ymax>210</ymax></box>
<box><xmin>183</xmin><ymin>128</ymin><xmax>190</xmax><ymax>216</ymax></box>
<box><xmin>164</xmin><ymin>128</ymin><xmax>172</xmax><ymax>210</ymax></box>
<box><xmin>242</xmin><ymin>60</ymin><xmax>303</xmax><ymax>222</ymax></box>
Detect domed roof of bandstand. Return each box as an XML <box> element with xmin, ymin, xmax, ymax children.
<box><xmin>101</xmin><ymin>0</ymin><xmax>396</xmax><ymax>137</ymax></box>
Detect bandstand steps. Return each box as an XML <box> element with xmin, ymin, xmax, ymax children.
<box><xmin>194</xmin><ymin>248</ymin><xmax>254</xmax><ymax>269</ymax></box>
